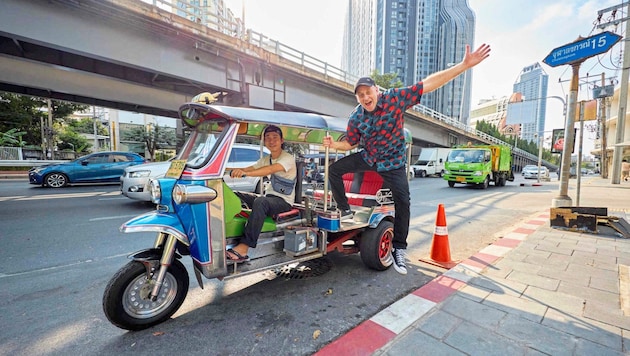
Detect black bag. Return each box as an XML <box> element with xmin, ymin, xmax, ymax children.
<box><xmin>270</xmin><ymin>174</ymin><xmax>295</xmax><ymax>195</ymax></box>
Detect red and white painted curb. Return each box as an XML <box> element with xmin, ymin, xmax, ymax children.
<box><xmin>315</xmin><ymin>213</ymin><xmax>549</xmax><ymax>356</ymax></box>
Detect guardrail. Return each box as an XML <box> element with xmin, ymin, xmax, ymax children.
<box><xmin>0</xmin><ymin>160</ymin><xmax>66</xmax><ymax>167</ymax></box>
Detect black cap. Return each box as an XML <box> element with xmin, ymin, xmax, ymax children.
<box><xmin>263</xmin><ymin>125</ymin><xmax>283</xmax><ymax>139</ymax></box>
<box><xmin>354</xmin><ymin>77</ymin><xmax>376</xmax><ymax>93</ymax></box>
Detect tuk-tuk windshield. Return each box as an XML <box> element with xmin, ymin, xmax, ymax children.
<box><xmin>179</xmin><ymin>119</ymin><xmax>229</xmax><ymax>168</ymax></box>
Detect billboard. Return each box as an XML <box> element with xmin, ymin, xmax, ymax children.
<box><xmin>551</xmin><ymin>128</ymin><xmax>576</xmax><ymax>154</ymax></box>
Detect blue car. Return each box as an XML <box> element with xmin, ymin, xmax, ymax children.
<box><xmin>29</xmin><ymin>151</ymin><xmax>145</xmax><ymax>188</ymax></box>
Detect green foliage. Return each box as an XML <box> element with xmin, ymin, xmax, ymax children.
<box><xmin>68</xmin><ymin>117</ymin><xmax>108</xmax><ymax>136</ymax></box>
<box><xmin>0</xmin><ymin>128</ymin><xmax>27</xmax><ymax>146</ymax></box>
<box><xmin>370</xmin><ymin>70</ymin><xmax>404</xmax><ymax>89</ymax></box>
<box><xmin>474</xmin><ymin>120</ymin><xmax>559</xmax><ymax>165</ymax></box>
<box><xmin>121</xmin><ymin>124</ymin><xmax>176</xmax><ymax>161</ymax></box>
<box><xmin>0</xmin><ymin>92</ymin><xmax>89</xmax><ymax>148</ymax></box>
<box><xmin>56</xmin><ymin>127</ymin><xmax>90</xmax><ymax>152</ymax></box>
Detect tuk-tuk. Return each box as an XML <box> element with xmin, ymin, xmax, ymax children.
<box><xmin>102</xmin><ymin>101</ymin><xmax>413</xmax><ymax>330</ymax></box>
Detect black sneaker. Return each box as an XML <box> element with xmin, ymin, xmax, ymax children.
<box><xmin>339</xmin><ymin>209</ymin><xmax>354</xmax><ymax>221</ymax></box>
<box><xmin>392</xmin><ymin>248</ymin><xmax>407</xmax><ymax>275</ymax></box>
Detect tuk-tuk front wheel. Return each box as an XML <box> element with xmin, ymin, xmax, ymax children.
<box><xmin>102</xmin><ymin>259</ymin><xmax>189</xmax><ymax>330</ymax></box>
<box><xmin>359</xmin><ymin>220</ymin><xmax>394</xmax><ymax>271</ymax></box>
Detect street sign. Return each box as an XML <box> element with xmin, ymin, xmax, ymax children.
<box><xmin>593</xmin><ymin>84</ymin><xmax>614</xmax><ymax>99</ymax></box>
<box><xmin>543</xmin><ymin>31</ymin><xmax>622</xmax><ymax>67</ymax></box>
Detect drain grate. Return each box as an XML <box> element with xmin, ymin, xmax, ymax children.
<box><xmin>274</xmin><ymin>257</ymin><xmax>333</xmax><ymax>280</ymax></box>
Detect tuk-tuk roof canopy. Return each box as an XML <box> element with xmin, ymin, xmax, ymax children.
<box><xmin>179</xmin><ymin>103</ymin><xmax>412</xmax><ymax>145</ymax></box>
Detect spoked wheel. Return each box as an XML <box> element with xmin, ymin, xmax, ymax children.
<box><xmin>360</xmin><ymin>220</ymin><xmax>394</xmax><ymax>270</ymax></box>
<box><xmin>45</xmin><ymin>173</ymin><xmax>68</xmax><ymax>188</ymax></box>
<box><xmin>102</xmin><ymin>260</ymin><xmax>189</xmax><ymax>330</ymax></box>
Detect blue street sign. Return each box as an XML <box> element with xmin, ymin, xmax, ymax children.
<box><xmin>543</xmin><ymin>31</ymin><xmax>622</xmax><ymax>67</ymax></box>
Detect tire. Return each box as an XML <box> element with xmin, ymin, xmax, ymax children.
<box><xmin>102</xmin><ymin>259</ymin><xmax>189</xmax><ymax>331</ymax></box>
<box><xmin>498</xmin><ymin>176</ymin><xmax>506</xmax><ymax>186</ymax></box>
<box><xmin>360</xmin><ymin>220</ymin><xmax>394</xmax><ymax>271</ymax></box>
<box><xmin>438</xmin><ymin>170</ymin><xmax>444</xmax><ymax>177</ymax></box>
<box><xmin>448</xmin><ymin>181</ymin><xmax>455</xmax><ymax>188</ymax></box>
<box><xmin>480</xmin><ymin>176</ymin><xmax>489</xmax><ymax>189</ymax></box>
<box><xmin>44</xmin><ymin>173</ymin><xmax>68</xmax><ymax>188</ymax></box>
<box><xmin>418</xmin><ymin>170</ymin><xmax>427</xmax><ymax>178</ymax></box>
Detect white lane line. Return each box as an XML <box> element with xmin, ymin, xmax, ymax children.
<box><xmin>89</xmin><ymin>214</ymin><xmax>139</xmax><ymax>221</ymax></box>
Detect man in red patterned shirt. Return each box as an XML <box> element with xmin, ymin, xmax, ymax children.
<box><xmin>323</xmin><ymin>44</ymin><xmax>491</xmax><ymax>275</ymax></box>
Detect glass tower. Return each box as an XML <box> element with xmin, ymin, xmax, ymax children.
<box><xmin>343</xmin><ymin>0</ymin><xmax>475</xmax><ymax>123</ymax></box>
<box><xmin>513</xmin><ymin>63</ymin><xmax>548</xmax><ymax>143</ymax></box>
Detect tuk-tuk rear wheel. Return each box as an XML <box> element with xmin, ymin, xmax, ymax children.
<box><xmin>359</xmin><ymin>220</ymin><xmax>394</xmax><ymax>271</ymax></box>
<box><xmin>102</xmin><ymin>259</ymin><xmax>189</xmax><ymax>330</ymax></box>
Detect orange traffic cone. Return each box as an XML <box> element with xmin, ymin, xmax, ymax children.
<box><xmin>420</xmin><ymin>204</ymin><xmax>459</xmax><ymax>269</ymax></box>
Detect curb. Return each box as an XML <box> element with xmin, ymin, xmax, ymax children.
<box><xmin>314</xmin><ymin>212</ymin><xmax>549</xmax><ymax>356</ymax></box>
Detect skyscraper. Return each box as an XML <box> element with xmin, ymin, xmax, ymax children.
<box><xmin>513</xmin><ymin>63</ymin><xmax>548</xmax><ymax>143</ymax></box>
<box><xmin>342</xmin><ymin>0</ymin><xmax>475</xmax><ymax>123</ymax></box>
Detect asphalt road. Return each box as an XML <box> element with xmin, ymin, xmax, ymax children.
<box><xmin>0</xmin><ymin>175</ymin><xmax>563</xmax><ymax>355</ymax></box>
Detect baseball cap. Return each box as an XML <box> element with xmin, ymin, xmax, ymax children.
<box><xmin>263</xmin><ymin>125</ymin><xmax>283</xmax><ymax>139</ymax></box>
<box><xmin>354</xmin><ymin>77</ymin><xmax>376</xmax><ymax>93</ymax></box>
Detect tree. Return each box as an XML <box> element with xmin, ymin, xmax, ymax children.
<box><xmin>0</xmin><ymin>128</ymin><xmax>27</xmax><ymax>146</ymax></box>
<box><xmin>474</xmin><ymin>120</ymin><xmax>559</xmax><ymax>165</ymax></box>
<box><xmin>370</xmin><ymin>70</ymin><xmax>404</xmax><ymax>89</ymax></box>
<box><xmin>122</xmin><ymin>124</ymin><xmax>176</xmax><ymax>161</ymax></box>
<box><xmin>0</xmin><ymin>92</ymin><xmax>88</xmax><ymax>149</ymax></box>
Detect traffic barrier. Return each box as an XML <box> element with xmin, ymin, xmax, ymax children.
<box><xmin>420</xmin><ymin>204</ymin><xmax>459</xmax><ymax>269</ymax></box>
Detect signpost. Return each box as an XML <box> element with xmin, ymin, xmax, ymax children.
<box><xmin>543</xmin><ymin>31</ymin><xmax>621</xmax><ymax>68</ymax></box>
<box><xmin>543</xmin><ymin>31</ymin><xmax>622</xmax><ymax>207</ymax></box>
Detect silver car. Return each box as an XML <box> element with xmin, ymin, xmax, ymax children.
<box><xmin>522</xmin><ymin>165</ymin><xmax>549</xmax><ymax>179</ymax></box>
<box><xmin>121</xmin><ymin>143</ymin><xmax>269</xmax><ymax>202</ymax></box>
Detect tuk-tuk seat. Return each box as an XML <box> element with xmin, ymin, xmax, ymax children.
<box><xmin>343</xmin><ymin>171</ymin><xmax>386</xmax><ymax>207</ymax></box>
<box><xmin>307</xmin><ymin>171</ymin><xmax>388</xmax><ymax>207</ymax></box>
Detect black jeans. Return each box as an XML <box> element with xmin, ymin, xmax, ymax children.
<box><xmin>329</xmin><ymin>153</ymin><xmax>410</xmax><ymax>249</ymax></box>
<box><xmin>235</xmin><ymin>192</ymin><xmax>292</xmax><ymax>248</ymax></box>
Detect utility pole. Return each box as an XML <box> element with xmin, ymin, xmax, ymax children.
<box><xmin>93</xmin><ymin>106</ymin><xmax>98</xmax><ymax>152</ymax></box>
<box><xmin>47</xmin><ymin>99</ymin><xmax>54</xmax><ymax>160</ymax></box>
<box><xmin>600</xmin><ymin>73</ymin><xmax>608</xmax><ymax>178</ymax></box>
<box><xmin>597</xmin><ymin>2</ymin><xmax>630</xmax><ymax>183</ymax></box>
<box><xmin>610</xmin><ymin>2</ymin><xmax>630</xmax><ymax>184</ymax></box>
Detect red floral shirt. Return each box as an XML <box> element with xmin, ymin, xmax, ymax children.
<box><xmin>346</xmin><ymin>82</ymin><xmax>423</xmax><ymax>171</ymax></box>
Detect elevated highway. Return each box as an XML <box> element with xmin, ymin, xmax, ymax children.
<box><xmin>0</xmin><ymin>0</ymin><xmax>545</xmax><ymax>167</ymax></box>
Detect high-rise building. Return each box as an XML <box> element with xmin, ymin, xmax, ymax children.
<box><xmin>342</xmin><ymin>0</ymin><xmax>475</xmax><ymax>123</ymax></box>
<box><xmin>342</xmin><ymin>0</ymin><xmax>376</xmax><ymax>78</ymax></box>
<box><xmin>512</xmin><ymin>63</ymin><xmax>548</xmax><ymax>143</ymax></box>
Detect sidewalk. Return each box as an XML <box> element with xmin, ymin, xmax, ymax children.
<box><xmin>316</xmin><ymin>178</ymin><xmax>630</xmax><ymax>355</ymax></box>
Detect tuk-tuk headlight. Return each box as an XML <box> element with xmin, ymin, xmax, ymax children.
<box><xmin>173</xmin><ymin>184</ymin><xmax>217</xmax><ymax>204</ymax></box>
<box><xmin>150</xmin><ymin>179</ymin><xmax>161</xmax><ymax>204</ymax></box>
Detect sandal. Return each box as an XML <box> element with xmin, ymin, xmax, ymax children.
<box><xmin>226</xmin><ymin>248</ymin><xmax>249</xmax><ymax>263</ymax></box>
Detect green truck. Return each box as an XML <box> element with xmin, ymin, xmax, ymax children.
<box><xmin>443</xmin><ymin>145</ymin><xmax>514</xmax><ymax>189</ymax></box>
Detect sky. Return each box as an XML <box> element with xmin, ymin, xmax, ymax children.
<box><xmin>228</xmin><ymin>0</ymin><xmax>624</xmax><ymax>149</ymax></box>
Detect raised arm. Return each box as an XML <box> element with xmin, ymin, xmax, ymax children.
<box><xmin>422</xmin><ymin>44</ymin><xmax>491</xmax><ymax>94</ymax></box>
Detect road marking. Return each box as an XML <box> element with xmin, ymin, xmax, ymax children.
<box><xmin>89</xmin><ymin>214</ymin><xmax>138</xmax><ymax>221</ymax></box>
<box><xmin>1</xmin><ymin>191</ymin><xmax>114</xmax><ymax>201</ymax></box>
<box><xmin>0</xmin><ymin>253</ymin><xmax>130</xmax><ymax>278</ymax></box>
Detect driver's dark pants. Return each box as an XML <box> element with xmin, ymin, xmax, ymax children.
<box><xmin>329</xmin><ymin>153</ymin><xmax>410</xmax><ymax>250</ymax></box>
<box><xmin>235</xmin><ymin>192</ymin><xmax>292</xmax><ymax>248</ymax></box>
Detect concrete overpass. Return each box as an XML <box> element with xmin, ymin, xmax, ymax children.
<box><xmin>0</xmin><ymin>0</ymin><xmax>544</xmax><ymax>167</ymax></box>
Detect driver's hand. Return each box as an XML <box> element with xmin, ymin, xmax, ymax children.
<box><xmin>230</xmin><ymin>169</ymin><xmax>246</xmax><ymax>178</ymax></box>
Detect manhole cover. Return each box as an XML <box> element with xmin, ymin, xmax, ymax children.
<box><xmin>274</xmin><ymin>257</ymin><xmax>333</xmax><ymax>280</ymax></box>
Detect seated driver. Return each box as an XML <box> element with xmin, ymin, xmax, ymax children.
<box><xmin>226</xmin><ymin>125</ymin><xmax>297</xmax><ymax>263</ymax></box>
